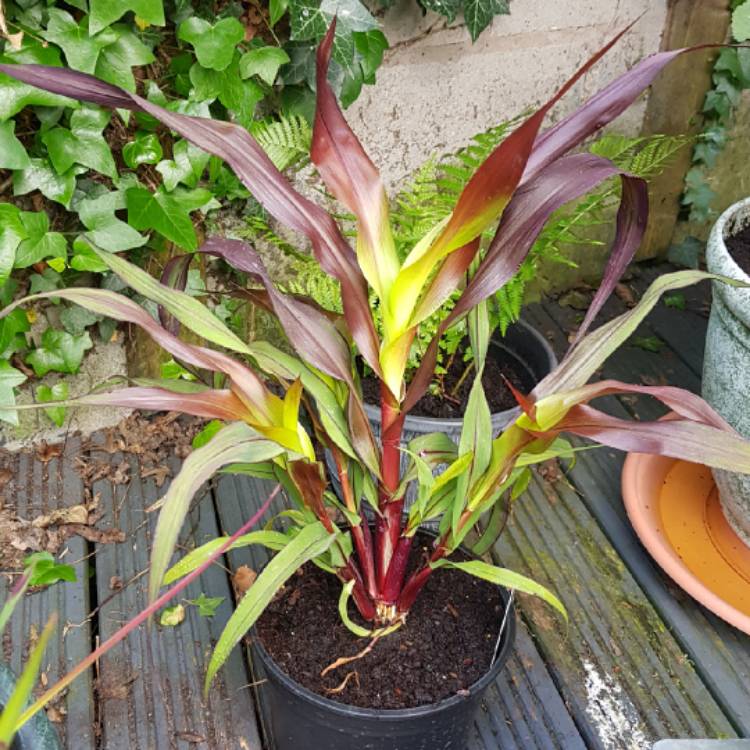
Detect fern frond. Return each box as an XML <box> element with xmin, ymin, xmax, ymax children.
<box><xmin>250</xmin><ymin>114</ymin><xmax>312</xmax><ymax>172</ymax></box>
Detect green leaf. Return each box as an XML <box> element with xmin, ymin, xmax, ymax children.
<box><xmin>0</xmin><ymin>616</ymin><xmax>55</xmax><ymax>748</ymax></box>
<box><xmin>431</xmin><ymin>558</ymin><xmax>567</xmax><ymax>620</ymax></box>
<box><xmin>125</xmin><ymin>186</ymin><xmax>201</xmax><ymax>250</ymax></box>
<box><xmin>178</xmin><ymin>17</ymin><xmax>245</xmax><ymax>71</ymax></box>
<box><xmin>270</xmin><ymin>0</ymin><xmax>289</xmax><ymax>26</ymax></box>
<box><xmin>239</xmin><ymin>46</ymin><xmax>291</xmax><ymax>85</ymax></box>
<box><xmin>0</xmin><ymin>308</ymin><xmax>31</xmax><ymax>359</ymax></box>
<box><xmin>250</xmin><ymin>114</ymin><xmax>311</xmax><ymax>171</ymax></box>
<box><xmin>205</xmin><ymin>522</ymin><xmax>335</xmax><ymax>690</ymax></box>
<box><xmin>159</xmin><ymin>603</ymin><xmax>186</xmax><ymax>627</ymax></box>
<box><xmin>0</xmin><ymin>204</ymin><xmax>25</xmax><ymax>286</ymax></box>
<box><xmin>14</xmin><ymin>212</ymin><xmax>67</xmax><ymax>269</ymax></box>
<box><xmin>663</xmin><ymin>293</ymin><xmax>686</xmax><ymax>310</ymax></box>
<box><xmin>338</xmin><ymin>580</ymin><xmax>373</xmax><ymax>637</ymax></box>
<box><xmin>354</xmin><ymin>29</ymin><xmax>387</xmax><ymax>83</ymax></box>
<box><xmin>42</xmin><ymin>106</ymin><xmax>116</xmax><ymax>179</ymax></box>
<box><xmin>25</xmin><ymin>329</ymin><xmax>93</xmax><ymax>376</ymax></box>
<box><xmin>187</xmin><ymin>593</ymin><xmax>225</xmax><ymax>617</ymax></box>
<box><xmin>192</xmin><ymin>419</ymin><xmax>224</xmax><ymax>449</ymax></box>
<box><xmin>463</xmin><ymin>0</ymin><xmax>509</xmax><ymax>42</ymax></box>
<box><xmin>149</xmin><ymin>422</ymin><xmax>285</xmax><ymax>603</ymax></box>
<box><xmin>189</xmin><ymin>56</ymin><xmax>265</xmax><ymax>126</ymax></box>
<box><xmin>733</xmin><ymin>0</ymin><xmax>750</xmax><ymax>41</ymax></box>
<box><xmin>630</xmin><ymin>335</ymin><xmax>664</xmax><ymax>353</ymax></box>
<box><xmin>0</xmin><ymin>121</ymin><xmax>30</xmax><ymax>169</ymax></box>
<box><xmin>419</xmin><ymin>0</ymin><xmax>461</xmax><ymax>23</ymax></box>
<box><xmin>42</xmin><ymin>9</ymin><xmax>118</xmax><ymax>74</ymax></box>
<box><xmin>0</xmin><ymin>40</ymin><xmax>72</xmax><ymax>120</ymax></box>
<box><xmin>95</xmin><ymin>24</ymin><xmax>156</xmax><ymax>92</ymax></box>
<box><xmin>164</xmin><ymin>530</ymin><xmax>289</xmax><ymax>584</ymax></box>
<box><xmin>77</xmin><ymin>189</ymin><xmax>147</xmax><ymax>252</ymax></box>
<box><xmin>24</xmin><ymin>551</ymin><xmax>77</xmax><ymax>587</ymax></box>
<box><xmin>156</xmin><ymin>139</ymin><xmax>210</xmax><ymax>191</ymax></box>
<box><xmin>89</xmin><ymin>0</ymin><xmax>165</xmax><ymax>35</ymax></box>
<box><xmin>29</xmin><ymin>268</ymin><xmax>64</xmax><ymax>297</ymax></box>
<box><xmin>37</xmin><ymin>382</ymin><xmax>69</xmax><ymax>427</ymax></box>
<box><xmin>13</xmin><ymin>158</ymin><xmax>77</xmax><ymax>207</ymax></box>
<box><xmin>123</xmin><ymin>133</ymin><xmax>163</xmax><ymax>167</ymax></box>
<box><xmin>60</xmin><ymin>304</ymin><xmax>102</xmax><ymax>336</ymax></box>
<box><xmin>92</xmin><ymin>248</ymin><xmax>256</xmax><ymax>356</ymax></box>
<box><xmin>0</xmin><ymin>360</ymin><xmax>26</xmax><ymax>425</ymax></box>
<box><xmin>288</xmin><ymin>0</ymin><xmax>378</xmax><ymax>67</ymax></box>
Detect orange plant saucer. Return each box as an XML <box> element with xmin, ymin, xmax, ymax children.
<box><xmin>621</xmin><ymin>453</ymin><xmax>750</xmax><ymax>634</ymax></box>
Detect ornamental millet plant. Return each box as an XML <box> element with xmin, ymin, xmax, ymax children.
<box><xmin>2</xmin><ymin>23</ymin><xmax>750</xmax><ymax>687</ymax></box>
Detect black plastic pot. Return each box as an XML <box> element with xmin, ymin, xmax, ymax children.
<box><xmin>252</xmin><ymin>586</ymin><xmax>515</xmax><ymax>750</ymax></box>
<box><xmin>369</xmin><ymin>318</ymin><xmax>557</xmax><ymax>443</ymax></box>
<box><xmin>0</xmin><ymin>662</ymin><xmax>61</xmax><ymax>750</ymax></box>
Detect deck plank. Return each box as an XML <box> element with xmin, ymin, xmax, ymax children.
<box><xmin>214</xmin><ymin>472</ymin><xmax>588</xmax><ymax>750</ymax></box>
<box><xmin>0</xmin><ymin>440</ymin><xmax>96</xmax><ymax>750</ymax></box>
<box><xmin>88</xmin><ymin>439</ymin><xmax>262</xmax><ymax>750</ymax></box>
<box><xmin>524</xmin><ymin>274</ymin><xmax>750</xmax><ymax>734</ymax></box>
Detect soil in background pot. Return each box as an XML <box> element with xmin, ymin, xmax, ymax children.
<box><xmin>361</xmin><ymin>339</ymin><xmax>533</xmax><ymax>419</ymax></box>
<box><xmin>726</xmin><ymin>222</ymin><xmax>750</xmax><ymax>275</ymax></box>
<box><xmin>255</xmin><ymin>534</ymin><xmax>506</xmax><ymax>710</ymax></box>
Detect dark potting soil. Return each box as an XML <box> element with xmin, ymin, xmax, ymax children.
<box><xmin>255</xmin><ymin>535</ymin><xmax>507</xmax><ymax>710</ymax></box>
<box><xmin>727</xmin><ymin>222</ymin><xmax>750</xmax><ymax>276</ymax></box>
<box><xmin>361</xmin><ymin>340</ymin><xmax>534</xmax><ymax>419</ymax></box>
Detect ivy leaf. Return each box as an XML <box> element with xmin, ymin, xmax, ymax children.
<box><xmin>14</xmin><ymin>212</ymin><xmax>67</xmax><ymax>269</ymax></box>
<box><xmin>0</xmin><ymin>121</ymin><xmax>30</xmax><ymax>169</ymax></box>
<box><xmin>187</xmin><ymin>593</ymin><xmax>225</xmax><ymax>617</ymax></box>
<box><xmin>0</xmin><ymin>360</ymin><xmax>26</xmax><ymax>425</ymax></box>
<box><xmin>0</xmin><ymin>40</ymin><xmax>73</xmax><ymax>120</ymax></box>
<box><xmin>354</xmin><ymin>30</ymin><xmax>387</xmax><ymax>84</ymax></box>
<box><xmin>0</xmin><ymin>308</ymin><xmax>31</xmax><ymax>359</ymax></box>
<box><xmin>42</xmin><ymin>9</ymin><xmax>118</xmax><ymax>74</ymax></box>
<box><xmin>663</xmin><ymin>293</ymin><xmax>686</xmax><ymax>311</ymax></box>
<box><xmin>95</xmin><ymin>24</ymin><xmax>156</xmax><ymax>92</ymax></box>
<box><xmin>178</xmin><ymin>17</ymin><xmax>245</xmax><ymax>72</ymax></box>
<box><xmin>288</xmin><ymin>0</ymin><xmax>378</xmax><ymax>67</ymax></box>
<box><xmin>13</xmin><ymin>158</ymin><xmax>78</xmax><ymax>207</ymax></box>
<box><xmin>463</xmin><ymin>0</ymin><xmax>509</xmax><ymax>42</ymax></box>
<box><xmin>0</xmin><ymin>204</ymin><xmax>25</xmax><ymax>286</ymax></box>
<box><xmin>270</xmin><ymin>0</ymin><xmax>289</xmax><ymax>26</ymax></box>
<box><xmin>89</xmin><ymin>0</ymin><xmax>165</xmax><ymax>35</ymax></box>
<box><xmin>189</xmin><ymin>55</ymin><xmax>265</xmax><ymax>126</ymax></box>
<box><xmin>123</xmin><ymin>133</ymin><xmax>163</xmax><ymax>167</ymax></box>
<box><xmin>29</xmin><ymin>269</ymin><xmax>64</xmax><ymax>300</ymax></box>
<box><xmin>630</xmin><ymin>335</ymin><xmax>664</xmax><ymax>353</ymax></box>
<box><xmin>77</xmin><ymin>190</ymin><xmax>147</xmax><ymax>252</ymax></box>
<box><xmin>24</xmin><ymin>552</ymin><xmax>77</xmax><ymax>587</ymax></box>
<box><xmin>682</xmin><ymin>166</ymin><xmax>716</xmax><ymax>223</ymax></box>
<box><xmin>733</xmin><ymin>0</ymin><xmax>750</xmax><ymax>41</ymax></box>
<box><xmin>239</xmin><ymin>46</ymin><xmax>291</xmax><ymax>85</ymax></box>
<box><xmin>156</xmin><ymin>139</ymin><xmax>210</xmax><ymax>191</ymax></box>
<box><xmin>126</xmin><ymin>186</ymin><xmax>204</xmax><ymax>250</ymax></box>
<box><xmin>42</xmin><ymin>106</ymin><xmax>117</xmax><ymax>179</ymax></box>
<box><xmin>37</xmin><ymin>382</ymin><xmax>69</xmax><ymax>427</ymax></box>
<box><xmin>26</xmin><ymin>329</ymin><xmax>93</xmax><ymax>376</ymax></box>
<box><xmin>419</xmin><ymin>0</ymin><xmax>461</xmax><ymax>23</ymax></box>
<box><xmin>60</xmin><ymin>304</ymin><xmax>102</xmax><ymax>336</ymax></box>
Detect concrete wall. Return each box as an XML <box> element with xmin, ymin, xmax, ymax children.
<box><xmin>349</xmin><ymin>0</ymin><xmax>669</xmax><ymax>191</ymax></box>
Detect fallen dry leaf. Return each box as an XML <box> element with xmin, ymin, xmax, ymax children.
<box><xmin>36</xmin><ymin>441</ymin><xmax>63</xmax><ymax>464</ymax></box>
<box><xmin>32</xmin><ymin>505</ymin><xmax>89</xmax><ymax>528</ymax></box>
<box><xmin>141</xmin><ymin>465</ymin><xmax>171</xmax><ymax>487</ymax></box>
<box><xmin>615</xmin><ymin>283</ymin><xmax>636</xmax><ymax>307</ymax></box>
<box><xmin>233</xmin><ymin>565</ymin><xmax>257</xmax><ymax>598</ymax></box>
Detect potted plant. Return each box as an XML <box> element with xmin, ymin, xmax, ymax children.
<box><xmin>2</xmin><ymin>22</ymin><xmax>750</xmax><ymax>750</ymax></box>
<box><xmin>702</xmin><ymin>197</ymin><xmax>750</xmax><ymax>546</ymax></box>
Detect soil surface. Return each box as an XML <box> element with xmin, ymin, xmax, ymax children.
<box><xmin>727</xmin><ymin>222</ymin><xmax>750</xmax><ymax>276</ymax></box>
<box><xmin>362</xmin><ymin>339</ymin><xmax>534</xmax><ymax>419</ymax></box>
<box><xmin>255</xmin><ymin>535</ymin><xmax>508</xmax><ymax>709</ymax></box>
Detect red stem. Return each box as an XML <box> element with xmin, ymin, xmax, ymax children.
<box><xmin>341</xmin><ymin>560</ymin><xmax>376</xmax><ymax>621</ymax></box>
<box><xmin>375</xmin><ymin>383</ymin><xmax>405</xmax><ymax>591</ymax></box>
<box><xmin>397</xmin><ymin>541</ymin><xmax>448</xmax><ymax>614</ymax></box>
<box><xmin>380</xmin><ymin>535</ymin><xmax>413</xmax><ymax>604</ymax></box>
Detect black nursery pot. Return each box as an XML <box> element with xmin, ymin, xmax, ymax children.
<box><xmin>251</xmin><ymin>589</ymin><xmax>516</xmax><ymax>750</ymax></box>
<box><xmin>372</xmin><ymin>318</ymin><xmax>558</xmax><ymax>442</ymax></box>
<box><xmin>0</xmin><ymin>663</ymin><xmax>61</xmax><ymax>750</ymax></box>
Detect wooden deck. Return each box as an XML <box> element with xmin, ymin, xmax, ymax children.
<box><xmin>1</xmin><ymin>262</ymin><xmax>749</xmax><ymax>749</ymax></box>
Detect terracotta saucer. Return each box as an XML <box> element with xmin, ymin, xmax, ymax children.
<box><xmin>621</xmin><ymin>453</ymin><xmax>750</xmax><ymax>634</ymax></box>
